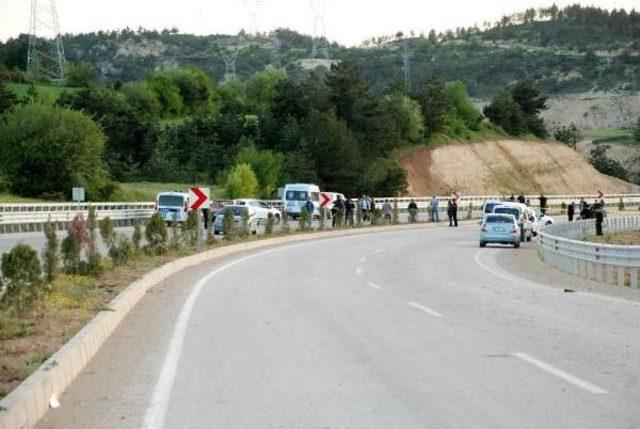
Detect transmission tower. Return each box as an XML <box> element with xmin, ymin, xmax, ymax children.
<box><xmin>270</xmin><ymin>32</ymin><xmax>282</xmax><ymax>68</ymax></box>
<box><xmin>27</xmin><ymin>0</ymin><xmax>66</xmax><ymax>82</ymax></box>
<box><xmin>241</xmin><ymin>0</ymin><xmax>264</xmax><ymax>36</ymax></box>
<box><xmin>217</xmin><ymin>35</ymin><xmax>245</xmax><ymax>82</ymax></box>
<box><xmin>310</xmin><ymin>0</ymin><xmax>330</xmax><ymax>59</ymax></box>
<box><xmin>403</xmin><ymin>38</ymin><xmax>412</xmax><ymax>93</ymax></box>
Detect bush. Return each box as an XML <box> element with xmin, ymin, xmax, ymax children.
<box><xmin>356</xmin><ymin>204</ymin><xmax>363</xmax><ymax>226</ymax></box>
<box><xmin>241</xmin><ymin>209</ymin><xmax>250</xmax><ymax>237</ymax></box>
<box><xmin>223</xmin><ymin>208</ymin><xmax>235</xmax><ymax>239</ymax></box>
<box><xmin>299</xmin><ymin>205</ymin><xmax>310</xmax><ymax>232</ymax></box>
<box><xmin>183</xmin><ymin>210</ymin><xmax>199</xmax><ymax>246</ymax></box>
<box><xmin>99</xmin><ymin>217</ymin><xmax>116</xmax><ymax>249</ymax></box>
<box><xmin>145</xmin><ymin>213</ymin><xmax>168</xmax><ymax>255</ymax></box>
<box><xmin>62</xmin><ymin>214</ymin><xmax>90</xmax><ymax>274</ymax></box>
<box><xmin>619</xmin><ymin>197</ymin><xmax>625</xmax><ymax>211</ymax></box>
<box><xmin>281</xmin><ymin>211</ymin><xmax>291</xmax><ymax>234</ymax></box>
<box><xmin>170</xmin><ymin>215</ymin><xmax>183</xmax><ymax>251</ymax></box>
<box><xmin>109</xmin><ymin>235</ymin><xmax>135</xmax><ymax>265</ymax></box>
<box><xmin>132</xmin><ymin>220</ymin><xmax>143</xmax><ymax>251</ymax></box>
<box><xmin>266</xmin><ymin>212</ymin><xmax>274</xmax><ymax>235</ymax></box>
<box><xmin>409</xmin><ymin>208</ymin><xmax>418</xmax><ymax>223</ymax></box>
<box><xmin>634</xmin><ymin>117</ymin><xmax>640</xmax><ymax>143</ymax></box>
<box><xmin>42</xmin><ymin>221</ymin><xmax>59</xmax><ymax>283</ymax></box>
<box><xmin>371</xmin><ymin>209</ymin><xmax>382</xmax><ymax>226</ymax></box>
<box><xmin>0</xmin><ymin>103</ymin><xmax>111</xmax><ymax>199</ymax></box>
<box><xmin>1</xmin><ymin>244</ymin><xmax>43</xmax><ymax>309</ymax></box>
<box><xmin>225</xmin><ymin>163</ymin><xmax>259</xmax><ymax>199</ymax></box>
<box><xmin>554</xmin><ymin>124</ymin><xmax>579</xmax><ymax>149</ymax></box>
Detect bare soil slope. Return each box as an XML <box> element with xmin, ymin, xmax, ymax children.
<box><xmin>398</xmin><ymin>140</ymin><xmax>630</xmax><ymax>196</ymax></box>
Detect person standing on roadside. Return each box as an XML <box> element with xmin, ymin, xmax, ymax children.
<box><xmin>451</xmin><ymin>198</ymin><xmax>459</xmax><ymax>227</ymax></box>
<box><xmin>345</xmin><ymin>198</ymin><xmax>355</xmax><ymax>226</ymax></box>
<box><xmin>305</xmin><ymin>197</ymin><xmax>315</xmax><ymax>229</ymax></box>
<box><xmin>332</xmin><ymin>195</ymin><xmax>345</xmax><ymax>228</ymax></box>
<box><xmin>517</xmin><ymin>194</ymin><xmax>525</xmax><ymax>204</ymax></box>
<box><xmin>595</xmin><ymin>203</ymin><xmax>605</xmax><ymax>236</ymax></box>
<box><xmin>567</xmin><ymin>202</ymin><xmax>575</xmax><ymax>222</ymax></box>
<box><xmin>382</xmin><ymin>199</ymin><xmax>392</xmax><ymax>223</ymax></box>
<box><xmin>447</xmin><ymin>199</ymin><xmax>454</xmax><ymax>227</ymax></box>
<box><xmin>539</xmin><ymin>194</ymin><xmax>548</xmax><ymax>215</ymax></box>
<box><xmin>408</xmin><ymin>199</ymin><xmax>418</xmax><ymax>222</ymax></box>
<box><xmin>361</xmin><ymin>195</ymin><xmax>371</xmax><ymax>222</ymax></box>
<box><xmin>429</xmin><ymin>196</ymin><xmax>440</xmax><ymax>222</ymax></box>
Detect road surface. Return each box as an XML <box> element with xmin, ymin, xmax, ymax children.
<box><xmin>36</xmin><ymin>225</ymin><xmax>640</xmax><ymax>429</ymax></box>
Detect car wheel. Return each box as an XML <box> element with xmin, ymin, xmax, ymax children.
<box><xmin>546</xmin><ymin>221</ymin><xmax>552</xmax><ymax>226</ymax></box>
<box><xmin>480</xmin><ymin>241</ymin><xmax>486</xmax><ymax>248</ymax></box>
<box><xmin>526</xmin><ymin>236</ymin><xmax>532</xmax><ymax>242</ymax></box>
<box><xmin>275</xmin><ymin>214</ymin><xmax>281</xmax><ymax>225</ymax></box>
<box><xmin>514</xmin><ymin>242</ymin><xmax>520</xmax><ymax>249</ymax></box>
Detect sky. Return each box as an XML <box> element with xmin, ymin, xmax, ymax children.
<box><xmin>0</xmin><ymin>0</ymin><xmax>638</xmax><ymax>46</ymax></box>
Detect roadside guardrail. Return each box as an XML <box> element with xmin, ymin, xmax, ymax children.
<box><xmin>0</xmin><ymin>202</ymin><xmax>155</xmax><ymax>234</ymax></box>
<box><xmin>538</xmin><ymin>215</ymin><xmax>640</xmax><ymax>288</ymax></box>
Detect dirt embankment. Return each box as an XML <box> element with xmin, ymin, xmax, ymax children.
<box><xmin>397</xmin><ymin>140</ymin><xmax>631</xmax><ymax>196</ymax></box>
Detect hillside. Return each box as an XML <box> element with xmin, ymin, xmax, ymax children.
<box><xmin>398</xmin><ymin>140</ymin><xmax>631</xmax><ymax>196</ymax></box>
<box><xmin>1</xmin><ymin>5</ymin><xmax>638</xmax><ymax>97</ymax></box>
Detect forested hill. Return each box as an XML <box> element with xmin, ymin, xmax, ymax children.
<box><xmin>1</xmin><ymin>4</ymin><xmax>639</xmax><ymax>97</ymax></box>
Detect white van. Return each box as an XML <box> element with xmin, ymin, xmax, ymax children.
<box><xmin>156</xmin><ymin>192</ymin><xmax>190</xmax><ymax>223</ymax></box>
<box><xmin>282</xmin><ymin>184</ymin><xmax>320</xmax><ymax>219</ymax></box>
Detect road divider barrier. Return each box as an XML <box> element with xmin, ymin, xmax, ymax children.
<box><xmin>538</xmin><ymin>215</ymin><xmax>640</xmax><ymax>288</ymax></box>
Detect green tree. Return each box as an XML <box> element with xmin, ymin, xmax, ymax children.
<box><xmin>235</xmin><ymin>144</ymin><xmax>285</xmax><ymax>198</ymax></box>
<box><xmin>634</xmin><ymin>117</ymin><xmax>640</xmax><ymax>143</ymax></box>
<box><xmin>417</xmin><ymin>74</ymin><xmax>451</xmax><ymax>136</ymax></box>
<box><xmin>225</xmin><ymin>163</ymin><xmax>259</xmax><ymax>199</ymax></box>
<box><xmin>42</xmin><ymin>221</ymin><xmax>59</xmax><ymax>283</ymax></box>
<box><xmin>510</xmin><ymin>80</ymin><xmax>548</xmax><ymax>137</ymax></box>
<box><xmin>145</xmin><ymin>213</ymin><xmax>168</xmax><ymax>255</ymax></box>
<box><xmin>65</xmin><ymin>62</ymin><xmax>96</xmax><ymax>88</ymax></box>
<box><xmin>0</xmin><ymin>103</ymin><xmax>110</xmax><ymax>199</ymax></box>
<box><xmin>445</xmin><ymin>81</ymin><xmax>483</xmax><ymax>130</ymax></box>
<box><xmin>554</xmin><ymin>124</ymin><xmax>580</xmax><ymax>149</ymax></box>
<box><xmin>1</xmin><ymin>244</ymin><xmax>42</xmax><ymax>309</ymax></box>
<box><xmin>0</xmin><ymin>76</ymin><xmax>17</xmax><ymax>117</ymax></box>
<box><xmin>589</xmin><ymin>145</ymin><xmax>628</xmax><ymax>181</ymax></box>
<box><xmin>483</xmin><ymin>91</ymin><xmax>527</xmax><ymax>136</ymax></box>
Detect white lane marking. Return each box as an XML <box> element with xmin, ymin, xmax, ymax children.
<box><xmin>366</xmin><ymin>282</ymin><xmax>382</xmax><ymax>290</ymax></box>
<box><xmin>142</xmin><ymin>248</ymin><xmax>282</xmax><ymax>429</ymax></box>
<box><xmin>513</xmin><ymin>352</ymin><xmax>608</xmax><ymax>395</ymax></box>
<box><xmin>373</xmin><ymin>249</ymin><xmax>384</xmax><ymax>254</ymax></box>
<box><xmin>356</xmin><ymin>268</ymin><xmax>363</xmax><ymax>275</ymax></box>
<box><xmin>360</xmin><ymin>256</ymin><xmax>367</xmax><ymax>263</ymax></box>
<box><xmin>474</xmin><ymin>249</ymin><xmax>640</xmax><ymax>307</ymax></box>
<box><xmin>407</xmin><ymin>301</ymin><xmax>443</xmax><ymax>318</ymax></box>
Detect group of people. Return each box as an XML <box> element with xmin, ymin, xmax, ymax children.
<box><xmin>508</xmin><ymin>194</ymin><xmax>548</xmax><ymax>214</ymax></box>
<box><xmin>566</xmin><ymin>198</ymin><xmax>606</xmax><ymax>235</ymax></box>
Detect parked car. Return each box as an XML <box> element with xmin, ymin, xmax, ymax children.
<box><xmin>236</xmin><ymin>199</ymin><xmax>282</xmax><ymax>224</ymax></box>
<box><xmin>480</xmin><ymin>214</ymin><xmax>521</xmax><ymax>248</ymax></box>
<box><xmin>213</xmin><ymin>205</ymin><xmax>258</xmax><ymax>235</ymax></box>
<box><xmin>481</xmin><ymin>200</ymin><xmax>503</xmax><ymax>223</ymax></box>
<box><xmin>156</xmin><ymin>192</ymin><xmax>190</xmax><ymax>224</ymax></box>
<box><xmin>493</xmin><ymin>202</ymin><xmax>530</xmax><ymax>242</ymax></box>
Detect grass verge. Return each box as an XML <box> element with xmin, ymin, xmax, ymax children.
<box><xmin>586</xmin><ymin>230</ymin><xmax>640</xmax><ymax>246</ymax></box>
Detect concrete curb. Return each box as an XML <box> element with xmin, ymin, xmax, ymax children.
<box><xmin>0</xmin><ymin>222</ymin><xmax>458</xmax><ymax>429</ymax></box>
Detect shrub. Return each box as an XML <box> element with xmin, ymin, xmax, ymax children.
<box><xmin>466</xmin><ymin>203</ymin><xmax>473</xmax><ymax>220</ymax></box>
<box><xmin>42</xmin><ymin>221</ymin><xmax>59</xmax><ymax>283</ymax></box>
<box><xmin>132</xmin><ymin>220</ymin><xmax>142</xmax><ymax>251</ymax></box>
<box><xmin>61</xmin><ymin>236</ymin><xmax>80</xmax><ymax>273</ymax></box>
<box><xmin>170</xmin><ymin>214</ymin><xmax>182</xmax><ymax>251</ymax></box>
<box><xmin>281</xmin><ymin>211</ymin><xmax>290</xmax><ymax>234</ymax></box>
<box><xmin>223</xmin><ymin>208</ymin><xmax>235</xmax><ymax>239</ymax></box>
<box><xmin>634</xmin><ymin>117</ymin><xmax>640</xmax><ymax>143</ymax></box>
<box><xmin>1</xmin><ymin>244</ymin><xmax>43</xmax><ymax>309</ymax></box>
<box><xmin>184</xmin><ymin>210</ymin><xmax>199</xmax><ymax>246</ymax></box>
<box><xmin>409</xmin><ymin>208</ymin><xmax>418</xmax><ymax>223</ymax></box>
<box><xmin>266</xmin><ymin>212</ymin><xmax>274</xmax><ymax>235</ymax></box>
<box><xmin>318</xmin><ymin>208</ymin><xmax>326</xmax><ymax>231</ymax></box>
<box><xmin>62</xmin><ymin>214</ymin><xmax>90</xmax><ymax>274</ymax></box>
<box><xmin>241</xmin><ymin>208</ymin><xmax>250</xmax><ymax>237</ymax></box>
<box><xmin>225</xmin><ymin>163</ymin><xmax>259</xmax><ymax>199</ymax></box>
<box><xmin>299</xmin><ymin>205</ymin><xmax>310</xmax><ymax>232</ymax></box>
<box><xmin>99</xmin><ymin>217</ymin><xmax>116</xmax><ymax>249</ymax></box>
<box><xmin>145</xmin><ymin>213</ymin><xmax>168</xmax><ymax>255</ymax></box>
<box><xmin>109</xmin><ymin>235</ymin><xmax>135</xmax><ymax>265</ymax></box>
<box><xmin>371</xmin><ymin>208</ymin><xmax>382</xmax><ymax>225</ymax></box>
<box><xmin>392</xmin><ymin>199</ymin><xmax>399</xmax><ymax>224</ymax></box>
<box><xmin>356</xmin><ymin>204</ymin><xmax>363</xmax><ymax>226</ymax></box>
<box><xmin>619</xmin><ymin>197</ymin><xmax>625</xmax><ymax>211</ymax></box>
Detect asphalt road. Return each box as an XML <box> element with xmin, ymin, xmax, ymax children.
<box><xmin>36</xmin><ymin>225</ymin><xmax>640</xmax><ymax>429</ymax></box>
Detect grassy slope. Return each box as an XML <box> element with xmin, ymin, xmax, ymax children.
<box><xmin>6</xmin><ymin>83</ymin><xmax>74</xmax><ymax>104</ymax></box>
<box><xmin>111</xmin><ymin>182</ymin><xmax>224</xmax><ymax>202</ymax></box>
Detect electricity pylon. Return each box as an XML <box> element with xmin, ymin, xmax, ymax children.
<box><xmin>241</xmin><ymin>0</ymin><xmax>264</xmax><ymax>36</ymax></box>
<box><xmin>217</xmin><ymin>35</ymin><xmax>245</xmax><ymax>82</ymax></box>
<box><xmin>310</xmin><ymin>0</ymin><xmax>330</xmax><ymax>59</ymax></box>
<box><xmin>27</xmin><ymin>0</ymin><xmax>66</xmax><ymax>82</ymax></box>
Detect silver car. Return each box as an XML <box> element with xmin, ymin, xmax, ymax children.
<box><xmin>214</xmin><ymin>205</ymin><xmax>258</xmax><ymax>235</ymax></box>
<box><xmin>236</xmin><ymin>199</ymin><xmax>282</xmax><ymax>224</ymax></box>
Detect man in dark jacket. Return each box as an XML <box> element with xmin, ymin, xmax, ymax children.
<box><xmin>345</xmin><ymin>198</ymin><xmax>354</xmax><ymax>226</ymax></box>
<box><xmin>517</xmin><ymin>195</ymin><xmax>526</xmax><ymax>204</ymax></box>
<box><xmin>567</xmin><ymin>202</ymin><xmax>575</xmax><ymax>222</ymax></box>
<box><xmin>332</xmin><ymin>196</ymin><xmax>345</xmax><ymax>228</ymax></box>
<box><xmin>595</xmin><ymin>203</ymin><xmax>605</xmax><ymax>236</ymax></box>
<box><xmin>539</xmin><ymin>195</ymin><xmax>548</xmax><ymax>214</ymax></box>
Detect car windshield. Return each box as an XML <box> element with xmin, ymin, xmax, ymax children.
<box><xmin>494</xmin><ymin>207</ymin><xmax>520</xmax><ymax>218</ymax></box>
<box><xmin>286</xmin><ymin>191</ymin><xmax>308</xmax><ymax>201</ymax></box>
<box><xmin>224</xmin><ymin>207</ymin><xmax>247</xmax><ymax>216</ymax></box>
<box><xmin>486</xmin><ymin>215</ymin><xmax>515</xmax><ymax>224</ymax></box>
<box><xmin>484</xmin><ymin>202</ymin><xmax>501</xmax><ymax>213</ymax></box>
<box><xmin>158</xmin><ymin>195</ymin><xmax>184</xmax><ymax>207</ymax></box>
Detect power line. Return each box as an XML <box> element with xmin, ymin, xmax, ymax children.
<box><xmin>27</xmin><ymin>0</ymin><xmax>66</xmax><ymax>83</ymax></box>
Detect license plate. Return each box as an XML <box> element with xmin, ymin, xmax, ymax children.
<box><xmin>494</xmin><ymin>227</ymin><xmax>504</xmax><ymax>232</ymax></box>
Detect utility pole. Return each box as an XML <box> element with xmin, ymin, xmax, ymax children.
<box><xmin>310</xmin><ymin>0</ymin><xmax>330</xmax><ymax>59</ymax></box>
<box><xmin>403</xmin><ymin>38</ymin><xmax>412</xmax><ymax>93</ymax></box>
<box><xmin>27</xmin><ymin>0</ymin><xmax>66</xmax><ymax>83</ymax></box>
<box><xmin>217</xmin><ymin>35</ymin><xmax>245</xmax><ymax>82</ymax></box>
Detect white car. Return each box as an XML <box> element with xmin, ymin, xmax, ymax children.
<box><xmin>213</xmin><ymin>205</ymin><xmax>259</xmax><ymax>235</ymax></box>
<box><xmin>236</xmin><ymin>199</ymin><xmax>282</xmax><ymax>224</ymax></box>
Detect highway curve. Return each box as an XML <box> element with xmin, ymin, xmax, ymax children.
<box><xmin>37</xmin><ymin>225</ymin><xmax>640</xmax><ymax>429</ymax></box>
